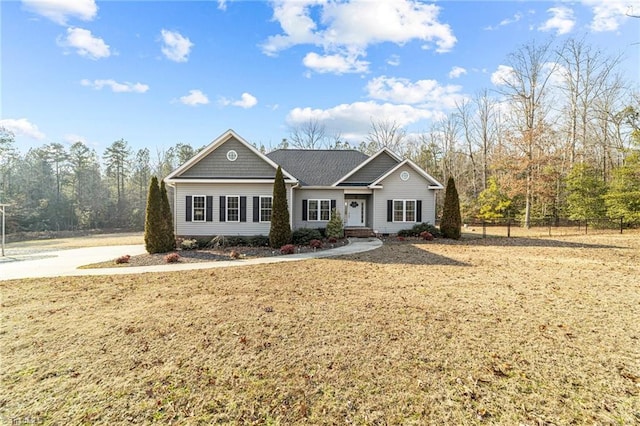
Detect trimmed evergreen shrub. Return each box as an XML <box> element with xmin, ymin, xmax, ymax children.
<box><xmin>249</xmin><ymin>235</ymin><xmax>270</xmax><ymax>247</ymax></box>
<box><xmin>269</xmin><ymin>166</ymin><xmax>292</xmax><ymax>248</ymax></box>
<box><xmin>292</xmin><ymin>228</ymin><xmax>323</xmax><ymax>245</ymax></box>
<box><xmin>144</xmin><ymin>176</ymin><xmax>164</xmax><ymax>254</ymax></box>
<box><xmin>325</xmin><ymin>208</ymin><xmax>344</xmax><ymax>239</ymax></box>
<box><xmin>440</xmin><ymin>176</ymin><xmax>462</xmax><ymax>240</ymax></box>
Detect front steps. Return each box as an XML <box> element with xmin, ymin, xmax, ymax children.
<box><xmin>344</xmin><ymin>227</ymin><xmax>375</xmax><ymax>238</ymax></box>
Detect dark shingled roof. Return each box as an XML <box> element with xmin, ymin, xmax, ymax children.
<box><xmin>266</xmin><ymin>149</ymin><xmax>369</xmax><ymax>186</ymax></box>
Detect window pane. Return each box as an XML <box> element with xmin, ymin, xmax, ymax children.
<box><xmin>320</xmin><ymin>200</ymin><xmax>330</xmax><ymax>221</ymax></box>
<box><xmin>227</xmin><ymin>196</ymin><xmax>239</xmax><ymax>222</ymax></box>
<box><xmin>393</xmin><ymin>200</ymin><xmax>404</xmax><ymax>222</ymax></box>
<box><xmin>193</xmin><ymin>196</ymin><xmax>205</xmax><ymax>221</ymax></box>
<box><xmin>309</xmin><ymin>200</ymin><xmax>318</xmax><ymax>221</ymax></box>
<box><xmin>406</xmin><ymin>200</ymin><xmax>416</xmax><ymax>222</ymax></box>
<box><xmin>261</xmin><ymin>197</ymin><xmax>272</xmax><ymax>222</ymax></box>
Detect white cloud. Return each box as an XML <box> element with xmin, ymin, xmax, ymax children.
<box><xmin>580</xmin><ymin>0</ymin><xmax>630</xmax><ymax>32</ymax></box>
<box><xmin>287</xmin><ymin>101</ymin><xmax>440</xmax><ymax>143</ymax></box>
<box><xmin>448</xmin><ymin>66</ymin><xmax>467</xmax><ymax>79</ymax></box>
<box><xmin>366</xmin><ymin>76</ymin><xmax>465</xmax><ymax>108</ymax></box>
<box><xmin>160</xmin><ymin>29</ymin><xmax>193</xmax><ymax>62</ymax></box>
<box><xmin>64</xmin><ymin>134</ymin><xmax>87</xmax><ymax>144</ymax></box>
<box><xmin>57</xmin><ymin>27</ymin><xmax>110</xmax><ymax>60</ymax></box>
<box><xmin>386</xmin><ymin>55</ymin><xmax>400</xmax><ymax>67</ymax></box>
<box><xmin>0</xmin><ymin>118</ymin><xmax>45</xmax><ymax>140</ymax></box>
<box><xmin>219</xmin><ymin>92</ymin><xmax>258</xmax><ymax>109</ymax></box>
<box><xmin>262</xmin><ymin>0</ymin><xmax>456</xmax><ymax>74</ymax></box>
<box><xmin>491</xmin><ymin>65</ymin><xmax>517</xmax><ymax>86</ymax></box>
<box><xmin>484</xmin><ymin>12</ymin><xmax>523</xmax><ymax>30</ymax></box>
<box><xmin>22</xmin><ymin>0</ymin><xmax>97</xmax><ymax>25</ymax></box>
<box><xmin>539</xmin><ymin>6</ymin><xmax>575</xmax><ymax>35</ymax></box>
<box><xmin>179</xmin><ymin>90</ymin><xmax>209</xmax><ymax>106</ymax></box>
<box><xmin>217</xmin><ymin>0</ymin><xmax>227</xmax><ymax>11</ymax></box>
<box><xmin>302</xmin><ymin>51</ymin><xmax>369</xmax><ymax>74</ymax></box>
<box><xmin>81</xmin><ymin>79</ymin><xmax>149</xmax><ymax>93</ymax></box>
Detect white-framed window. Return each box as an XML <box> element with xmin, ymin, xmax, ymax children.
<box><xmin>193</xmin><ymin>195</ymin><xmax>206</xmax><ymax>222</ymax></box>
<box><xmin>226</xmin><ymin>195</ymin><xmax>240</xmax><ymax>222</ymax></box>
<box><xmin>393</xmin><ymin>199</ymin><xmax>416</xmax><ymax>222</ymax></box>
<box><xmin>260</xmin><ymin>196</ymin><xmax>272</xmax><ymax>222</ymax></box>
<box><xmin>226</xmin><ymin>150</ymin><xmax>238</xmax><ymax>161</ymax></box>
<box><xmin>308</xmin><ymin>199</ymin><xmax>330</xmax><ymax>221</ymax></box>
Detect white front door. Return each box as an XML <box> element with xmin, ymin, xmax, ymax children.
<box><xmin>345</xmin><ymin>200</ymin><xmax>366</xmax><ymax>227</ymax></box>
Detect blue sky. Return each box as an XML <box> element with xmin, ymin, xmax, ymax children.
<box><xmin>2</xmin><ymin>0</ymin><xmax>639</xmax><ymax>154</ymax></box>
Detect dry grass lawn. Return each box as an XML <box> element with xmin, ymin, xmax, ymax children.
<box><xmin>1</xmin><ymin>232</ymin><xmax>639</xmax><ymax>425</ymax></box>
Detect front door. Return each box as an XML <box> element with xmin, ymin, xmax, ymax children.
<box><xmin>345</xmin><ymin>199</ymin><xmax>366</xmax><ymax>227</ymax></box>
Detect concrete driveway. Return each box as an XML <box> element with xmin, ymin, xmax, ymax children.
<box><xmin>0</xmin><ymin>238</ymin><xmax>382</xmax><ymax>281</ymax></box>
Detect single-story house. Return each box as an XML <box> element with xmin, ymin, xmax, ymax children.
<box><xmin>164</xmin><ymin>129</ymin><xmax>444</xmax><ymax>237</ymax></box>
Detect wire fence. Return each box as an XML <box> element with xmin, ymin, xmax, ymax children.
<box><xmin>459</xmin><ymin>217</ymin><xmax>638</xmax><ymax>238</ymax></box>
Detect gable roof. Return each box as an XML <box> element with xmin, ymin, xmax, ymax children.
<box><xmin>165</xmin><ymin>129</ymin><xmax>296</xmax><ymax>183</ymax></box>
<box><xmin>266</xmin><ymin>149</ymin><xmax>368</xmax><ymax>186</ymax></box>
<box><xmin>370</xmin><ymin>159</ymin><xmax>444</xmax><ymax>189</ymax></box>
<box><xmin>332</xmin><ymin>148</ymin><xmax>402</xmax><ymax>186</ymax></box>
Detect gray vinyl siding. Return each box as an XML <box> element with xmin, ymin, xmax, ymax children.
<box><xmin>292</xmin><ymin>189</ymin><xmax>345</xmax><ymax>230</ymax></box>
<box><xmin>174</xmin><ymin>182</ymin><xmax>291</xmax><ymax>236</ymax></box>
<box><xmin>180</xmin><ymin>137</ymin><xmax>277</xmax><ymax>178</ymax></box>
<box><xmin>343</xmin><ymin>151</ymin><xmax>399</xmax><ymax>184</ymax></box>
<box><xmin>371</xmin><ymin>165</ymin><xmax>437</xmax><ymax>234</ymax></box>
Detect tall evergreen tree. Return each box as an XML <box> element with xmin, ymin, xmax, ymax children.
<box><xmin>269</xmin><ymin>166</ymin><xmax>291</xmax><ymax>248</ymax></box>
<box><xmin>144</xmin><ymin>176</ymin><xmax>164</xmax><ymax>253</ymax></box>
<box><xmin>440</xmin><ymin>176</ymin><xmax>462</xmax><ymax>239</ymax></box>
<box><xmin>159</xmin><ymin>180</ymin><xmax>175</xmax><ymax>251</ymax></box>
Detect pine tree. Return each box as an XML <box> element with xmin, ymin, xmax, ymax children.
<box><xmin>269</xmin><ymin>166</ymin><xmax>291</xmax><ymax>248</ymax></box>
<box><xmin>326</xmin><ymin>208</ymin><xmax>344</xmax><ymax>238</ymax></box>
<box><xmin>440</xmin><ymin>176</ymin><xmax>462</xmax><ymax>239</ymax></box>
<box><xmin>159</xmin><ymin>180</ymin><xmax>175</xmax><ymax>251</ymax></box>
<box><xmin>144</xmin><ymin>176</ymin><xmax>163</xmax><ymax>253</ymax></box>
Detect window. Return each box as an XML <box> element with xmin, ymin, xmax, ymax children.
<box><xmin>193</xmin><ymin>196</ymin><xmax>206</xmax><ymax>222</ymax></box>
<box><xmin>227</xmin><ymin>196</ymin><xmax>240</xmax><ymax>222</ymax></box>
<box><xmin>393</xmin><ymin>199</ymin><xmax>416</xmax><ymax>222</ymax></box>
<box><xmin>260</xmin><ymin>196</ymin><xmax>272</xmax><ymax>222</ymax></box>
<box><xmin>226</xmin><ymin>150</ymin><xmax>238</xmax><ymax>161</ymax></box>
<box><xmin>308</xmin><ymin>199</ymin><xmax>330</xmax><ymax>221</ymax></box>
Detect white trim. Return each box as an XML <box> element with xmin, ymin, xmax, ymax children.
<box><xmin>259</xmin><ymin>196</ymin><xmax>272</xmax><ymax>223</ymax></box>
<box><xmin>165</xmin><ymin>178</ymin><xmax>297</xmax><ymax>184</ymax></box>
<box><xmin>192</xmin><ymin>195</ymin><xmax>206</xmax><ymax>222</ymax></box>
<box><xmin>369</xmin><ymin>159</ymin><xmax>444</xmax><ymax>189</ymax></box>
<box><xmin>164</xmin><ymin>129</ymin><xmax>298</xmax><ymax>183</ymax></box>
<box><xmin>226</xmin><ymin>195</ymin><xmax>241</xmax><ymax>223</ymax></box>
<box><xmin>392</xmin><ymin>199</ymin><xmax>417</xmax><ymax>223</ymax></box>
<box><xmin>332</xmin><ymin>147</ymin><xmax>402</xmax><ymax>186</ymax></box>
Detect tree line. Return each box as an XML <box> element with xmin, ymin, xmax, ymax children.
<box><xmin>1</xmin><ymin>37</ymin><xmax>638</xmax><ymax>235</ymax></box>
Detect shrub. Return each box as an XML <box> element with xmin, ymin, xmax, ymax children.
<box><xmin>325</xmin><ymin>209</ymin><xmax>344</xmax><ymax>239</ymax></box>
<box><xmin>249</xmin><ymin>235</ymin><xmax>270</xmax><ymax>247</ymax></box>
<box><xmin>398</xmin><ymin>223</ymin><xmax>440</xmax><ymax>238</ymax></box>
<box><xmin>269</xmin><ymin>166</ymin><xmax>292</xmax><ymax>248</ymax></box>
<box><xmin>420</xmin><ymin>231</ymin><xmax>434</xmax><ymax>241</ymax></box>
<box><xmin>180</xmin><ymin>239</ymin><xmax>198</xmax><ymax>250</ymax></box>
<box><xmin>229</xmin><ymin>250</ymin><xmax>241</xmax><ymax>259</ymax></box>
<box><xmin>115</xmin><ymin>254</ymin><xmax>130</xmax><ymax>264</ymax></box>
<box><xmin>164</xmin><ymin>252</ymin><xmax>180</xmax><ymax>263</ymax></box>
<box><xmin>292</xmin><ymin>228</ymin><xmax>323</xmax><ymax>245</ymax></box>
<box><xmin>397</xmin><ymin>236</ymin><xmax>405</xmax><ymax>241</ymax></box>
<box><xmin>280</xmin><ymin>244</ymin><xmax>295</xmax><ymax>255</ymax></box>
<box><xmin>327</xmin><ymin>237</ymin><xmax>338</xmax><ymax>244</ymax></box>
<box><xmin>397</xmin><ymin>229</ymin><xmax>413</xmax><ymax>238</ymax></box>
<box><xmin>309</xmin><ymin>239</ymin><xmax>323</xmax><ymax>249</ymax></box>
<box><xmin>441</xmin><ymin>176</ymin><xmax>462</xmax><ymax>239</ymax></box>
<box><xmin>226</xmin><ymin>236</ymin><xmax>249</xmax><ymax>247</ymax></box>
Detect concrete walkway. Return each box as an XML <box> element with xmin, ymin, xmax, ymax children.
<box><xmin>0</xmin><ymin>238</ymin><xmax>382</xmax><ymax>281</ymax></box>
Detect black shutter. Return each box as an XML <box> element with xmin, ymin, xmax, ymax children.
<box><xmin>302</xmin><ymin>199</ymin><xmax>308</xmax><ymax>221</ymax></box>
<box><xmin>240</xmin><ymin>196</ymin><xmax>247</xmax><ymax>222</ymax></box>
<box><xmin>416</xmin><ymin>200</ymin><xmax>422</xmax><ymax>222</ymax></box>
<box><xmin>330</xmin><ymin>199</ymin><xmax>336</xmax><ymax>211</ymax></box>
<box><xmin>206</xmin><ymin>196</ymin><xmax>213</xmax><ymax>222</ymax></box>
<box><xmin>186</xmin><ymin>196</ymin><xmax>192</xmax><ymax>222</ymax></box>
<box><xmin>253</xmin><ymin>197</ymin><xmax>260</xmax><ymax>222</ymax></box>
<box><xmin>219</xmin><ymin>196</ymin><xmax>226</xmax><ymax>222</ymax></box>
<box><xmin>387</xmin><ymin>200</ymin><xmax>393</xmax><ymax>222</ymax></box>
